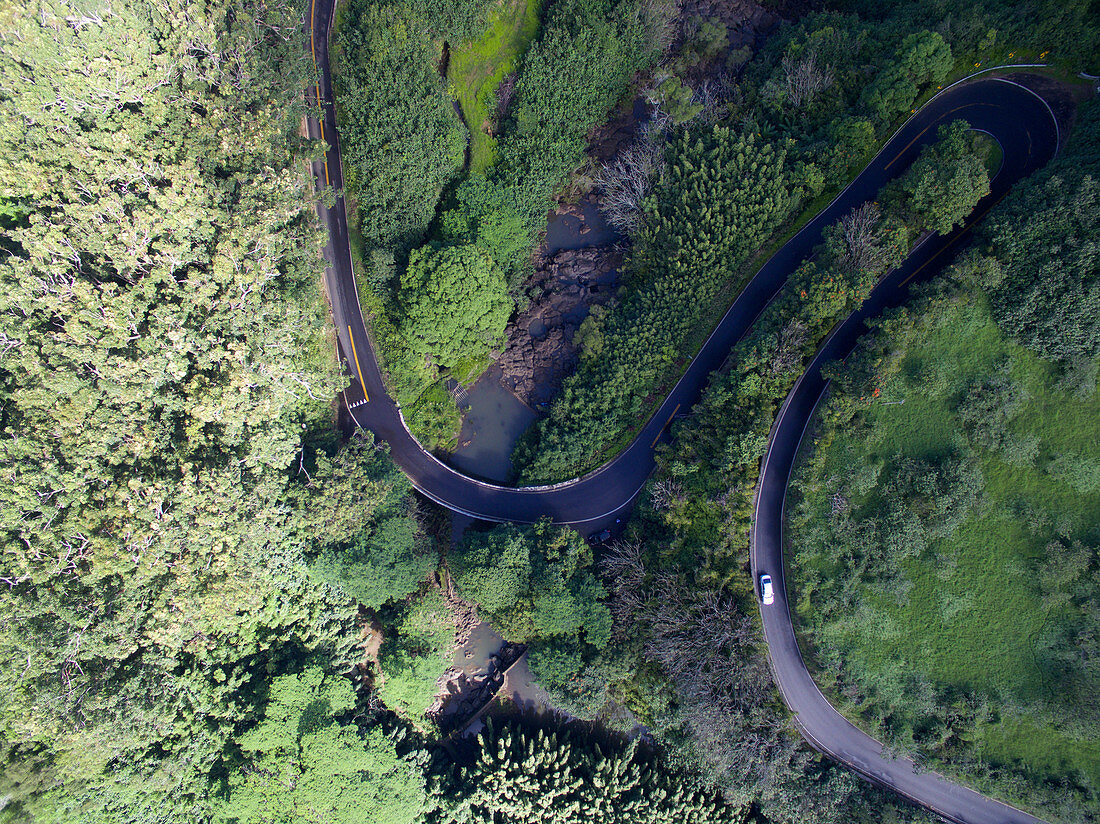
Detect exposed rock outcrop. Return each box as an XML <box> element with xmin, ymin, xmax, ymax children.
<box><xmin>497</xmin><ymin>236</ymin><xmax>622</xmax><ymax>407</ymax></box>
<box><xmin>492</xmin><ymin>0</ymin><xmax>789</xmax><ymax>410</ymax></box>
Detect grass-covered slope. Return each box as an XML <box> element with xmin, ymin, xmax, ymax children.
<box><xmin>788</xmin><ymin>100</ymin><xmax>1100</xmax><ymax>823</ymax></box>
<box><xmin>447</xmin><ymin>0</ymin><xmax>543</xmax><ymax>173</ymax></box>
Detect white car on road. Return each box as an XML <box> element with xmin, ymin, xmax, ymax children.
<box><xmin>759</xmin><ymin>574</ymin><xmax>774</xmax><ymax>606</ymax></box>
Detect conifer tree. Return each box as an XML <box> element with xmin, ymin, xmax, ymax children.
<box><xmin>442</xmin><ymin>721</ymin><xmax>743</xmax><ymax>824</ymax></box>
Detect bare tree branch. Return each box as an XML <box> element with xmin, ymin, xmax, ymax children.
<box><xmin>782</xmin><ymin>51</ymin><xmax>833</xmax><ymax>109</ymax></box>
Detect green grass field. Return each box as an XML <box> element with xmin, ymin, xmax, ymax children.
<box><xmin>447</xmin><ymin>0</ymin><xmax>542</xmax><ymax>173</ymax></box>
<box><xmin>971</xmin><ymin>130</ymin><xmax>1003</xmax><ymax>177</ymax></box>
<box><xmin>793</xmin><ymin>293</ymin><xmax>1100</xmax><ymax>811</ymax></box>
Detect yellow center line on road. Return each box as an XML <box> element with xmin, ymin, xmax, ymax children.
<box><xmin>312</xmin><ymin>9</ymin><xmax>360</xmax><ymax>400</ymax></box>
<box><xmin>651</xmin><ymin>403</ymin><xmax>681</xmax><ymax>448</ymax></box>
<box><xmin>348</xmin><ymin>326</ymin><xmax>369</xmax><ymax>402</ymax></box>
<box><xmin>884</xmin><ymin>103</ymin><xmax>997</xmax><ymax>170</ymax></box>
<box><xmin>308</xmin><ymin>0</ymin><xmax>330</xmax><ymax>185</ymax></box>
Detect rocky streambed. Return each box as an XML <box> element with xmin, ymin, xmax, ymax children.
<box><xmin>445</xmin><ymin>190</ymin><xmax>624</xmax><ymax>480</ymax></box>
<box><xmin>498</xmin><ymin>208</ymin><xmax>623</xmax><ymax>407</ymax></box>
<box><xmin>428</xmin><ymin>621</ymin><xmax>527</xmax><ymax>736</ymax></box>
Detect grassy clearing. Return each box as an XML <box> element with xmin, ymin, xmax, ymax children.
<box><xmin>792</xmin><ymin>294</ymin><xmax>1100</xmax><ymax>805</ymax></box>
<box><xmin>447</xmin><ymin>0</ymin><xmax>542</xmax><ymax>174</ymax></box>
<box><xmin>448</xmin><ymin>352</ymin><xmax>494</xmax><ymax>386</ymax></box>
<box><xmin>979</xmin><ymin>715</ymin><xmax>1100</xmax><ymax>788</ymax></box>
<box><xmin>403</xmin><ymin>382</ymin><xmax>463</xmax><ymax>451</ymax></box>
<box><xmin>971</xmin><ymin>131</ymin><xmax>1003</xmax><ymax>177</ymax></box>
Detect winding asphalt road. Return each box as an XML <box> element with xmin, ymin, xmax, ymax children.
<box><xmin>306</xmin><ymin>3</ymin><xmax>1058</xmax><ymax>820</ymax></box>
<box><xmin>748</xmin><ymin>86</ymin><xmax>1059</xmax><ymax>824</ymax></box>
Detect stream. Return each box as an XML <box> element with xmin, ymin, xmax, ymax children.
<box><xmin>445</xmin><ymin>366</ymin><xmax>537</xmax><ymax>483</ymax></box>
<box><xmin>444</xmin><ymin>201</ymin><xmax>619</xmax><ymax>482</ymax></box>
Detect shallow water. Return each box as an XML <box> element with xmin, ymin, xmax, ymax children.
<box><xmin>499</xmin><ymin>653</ymin><xmax>554</xmax><ymax>714</ymax></box>
<box><xmin>544</xmin><ymin>200</ymin><xmax>618</xmax><ymax>254</ymax></box>
<box><xmin>454</xmin><ymin>621</ymin><xmax>505</xmax><ymax>676</ymax></box>
<box><xmin>445</xmin><ymin>198</ymin><xmax>618</xmax><ymax>482</ymax></box>
<box><xmin>446</xmin><ymin>365</ymin><xmax>537</xmax><ymax>483</ymax></box>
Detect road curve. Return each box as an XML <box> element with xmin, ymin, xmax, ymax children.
<box><xmin>306</xmin><ymin>0</ymin><xmax>1054</xmax><ymax>533</ymax></box>
<box><xmin>306</xmin><ymin>4</ymin><xmax>1058</xmax><ymax>821</ymax></box>
<box><xmin>748</xmin><ymin>93</ymin><xmax>1058</xmax><ymax>824</ymax></box>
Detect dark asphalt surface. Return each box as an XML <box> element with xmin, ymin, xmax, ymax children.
<box><xmin>307</xmin><ymin>2</ymin><xmax>1058</xmax><ymax>819</ymax></box>
<box><xmin>749</xmin><ymin>84</ymin><xmax>1058</xmax><ymax>824</ymax></box>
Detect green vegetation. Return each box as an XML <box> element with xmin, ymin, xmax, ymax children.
<box><xmin>989</xmin><ymin>140</ymin><xmax>1100</xmax><ymax>368</ymax></box>
<box><xmin>515</xmin><ymin>126</ymin><xmax>796</xmax><ymax>480</ymax></box>
<box><xmin>488</xmin><ymin>0</ymin><xmax>663</xmax><ymax>234</ymax></box>
<box><xmin>377</xmin><ymin>589</ymin><xmax>458</xmax><ymax>728</ymax></box>
<box><xmin>308</xmin><ymin>439</ymin><xmax>435</xmax><ymax>610</ymax></box>
<box><xmin>859</xmin><ymin>30</ymin><xmax>953</xmax><ymax>123</ymax></box>
<box><xmin>451</xmin><ymin>520</ymin><xmax>612</xmax><ymax>647</ymax></box>
<box><xmin>536</xmin><ymin>529</ymin><xmax>935</xmax><ymax>824</ymax></box>
<box><xmin>5</xmin><ymin>0</ymin><xmax>1095</xmax><ymax>821</ymax></box>
<box><xmin>513</xmin><ymin>0</ymin><xmax>1098</xmax><ymax>481</ymax></box>
<box><xmin>885</xmin><ymin>120</ymin><xmax>991</xmax><ymax>235</ymax></box>
<box><xmin>403</xmin><ymin>0</ymin><xmax>496</xmax><ymax>42</ymax></box>
<box><xmin>0</xmin><ymin>0</ymin><xmax>436</xmax><ymax>818</ymax></box>
<box><xmin>447</xmin><ymin>0</ymin><xmax>543</xmax><ymax>173</ymax></box>
<box><xmin>506</xmin><ymin>116</ymin><xmax>990</xmax><ymax>821</ymax></box>
<box><xmin>432</xmin><ymin>0</ymin><xmax>666</xmax><ymax>288</ymax></box>
<box><xmin>836</xmin><ymin>0</ymin><xmax>1100</xmax><ymax>72</ymax></box>
<box><xmin>330</xmin><ymin>0</ymin><xmax>472</xmax><ymax>448</ymax></box>
<box><xmin>788</xmin><ymin>100</ymin><xmax>1100</xmax><ymax>823</ymax></box>
<box><xmin>333</xmin><ymin>0</ymin><xmax>664</xmax><ymax>448</ymax></box>
<box><xmin>216</xmin><ymin>667</ymin><xmax>429</xmax><ymax>824</ymax></box>
<box><xmin>514</xmin><ymin>11</ymin><xmax>964</xmax><ymax>481</ymax></box>
<box><xmin>334</xmin><ymin>0</ymin><xmax>467</xmax><ymax>254</ymax></box>
<box><xmin>516</xmin><ymin>109</ymin><xmax>989</xmax><ymax>484</ymax></box>
<box><xmin>973</xmin><ymin>132</ymin><xmax>1002</xmax><ymax>177</ymax></box>
<box><xmin>220</xmin><ymin>662</ymin><xmax>750</xmax><ymax>824</ymax></box>
<box><xmin>400</xmin><ymin>244</ymin><xmax>512</xmax><ymax>367</ymax></box>
<box><xmin>441</xmin><ymin>720</ymin><xmax>738</xmax><ymax>823</ymax></box>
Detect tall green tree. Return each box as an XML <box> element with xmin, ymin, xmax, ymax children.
<box><xmin>442</xmin><ymin>721</ymin><xmax>741</xmax><ymax>824</ymax></box>
<box><xmin>860</xmin><ymin>31</ymin><xmax>952</xmax><ymax>122</ymax></box>
<box><xmin>216</xmin><ymin>667</ymin><xmax>429</xmax><ymax>824</ymax></box>
<box><xmin>305</xmin><ymin>435</ymin><xmax>437</xmax><ymax>610</ymax></box>
<box><xmin>893</xmin><ymin>120</ymin><xmax>990</xmax><ymax>235</ymax></box>
<box><xmin>311</xmin><ymin>514</ymin><xmax>434</xmax><ymax>610</ymax></box>
<box><xmin>399</xmin><ymin>244</ymin><xmax>512</xmax><ymax>368</ymax></box>
<box><xmin>376</xmin><ymin>589</ymin><xmax>458</xmax><ymax>727</ymax></box>
<box><xmin>450</xmin><ymin>520</ymin><xmax>612</xmax><ymax>648</ymax></box>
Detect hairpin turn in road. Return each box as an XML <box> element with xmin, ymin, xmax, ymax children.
<box><xmin>305</xmin><ymin>3</ymin><xmax>1057</xmax><ymax>820</ymax></box>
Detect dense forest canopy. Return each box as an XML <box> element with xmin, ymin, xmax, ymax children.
<box><xmin>835</xmin><ymin>0</ymin><xmax>1100</xmax><ymax>71</ymax></box>
<box><xmin>2</xmin><ymin>0</ymin><xmax>1098</xmax><ymax>821</ymax></box>
<box><xmin>0</xmin><ymin>0</ymin><xmax>432</xmax><ymax>819</ymax></box>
